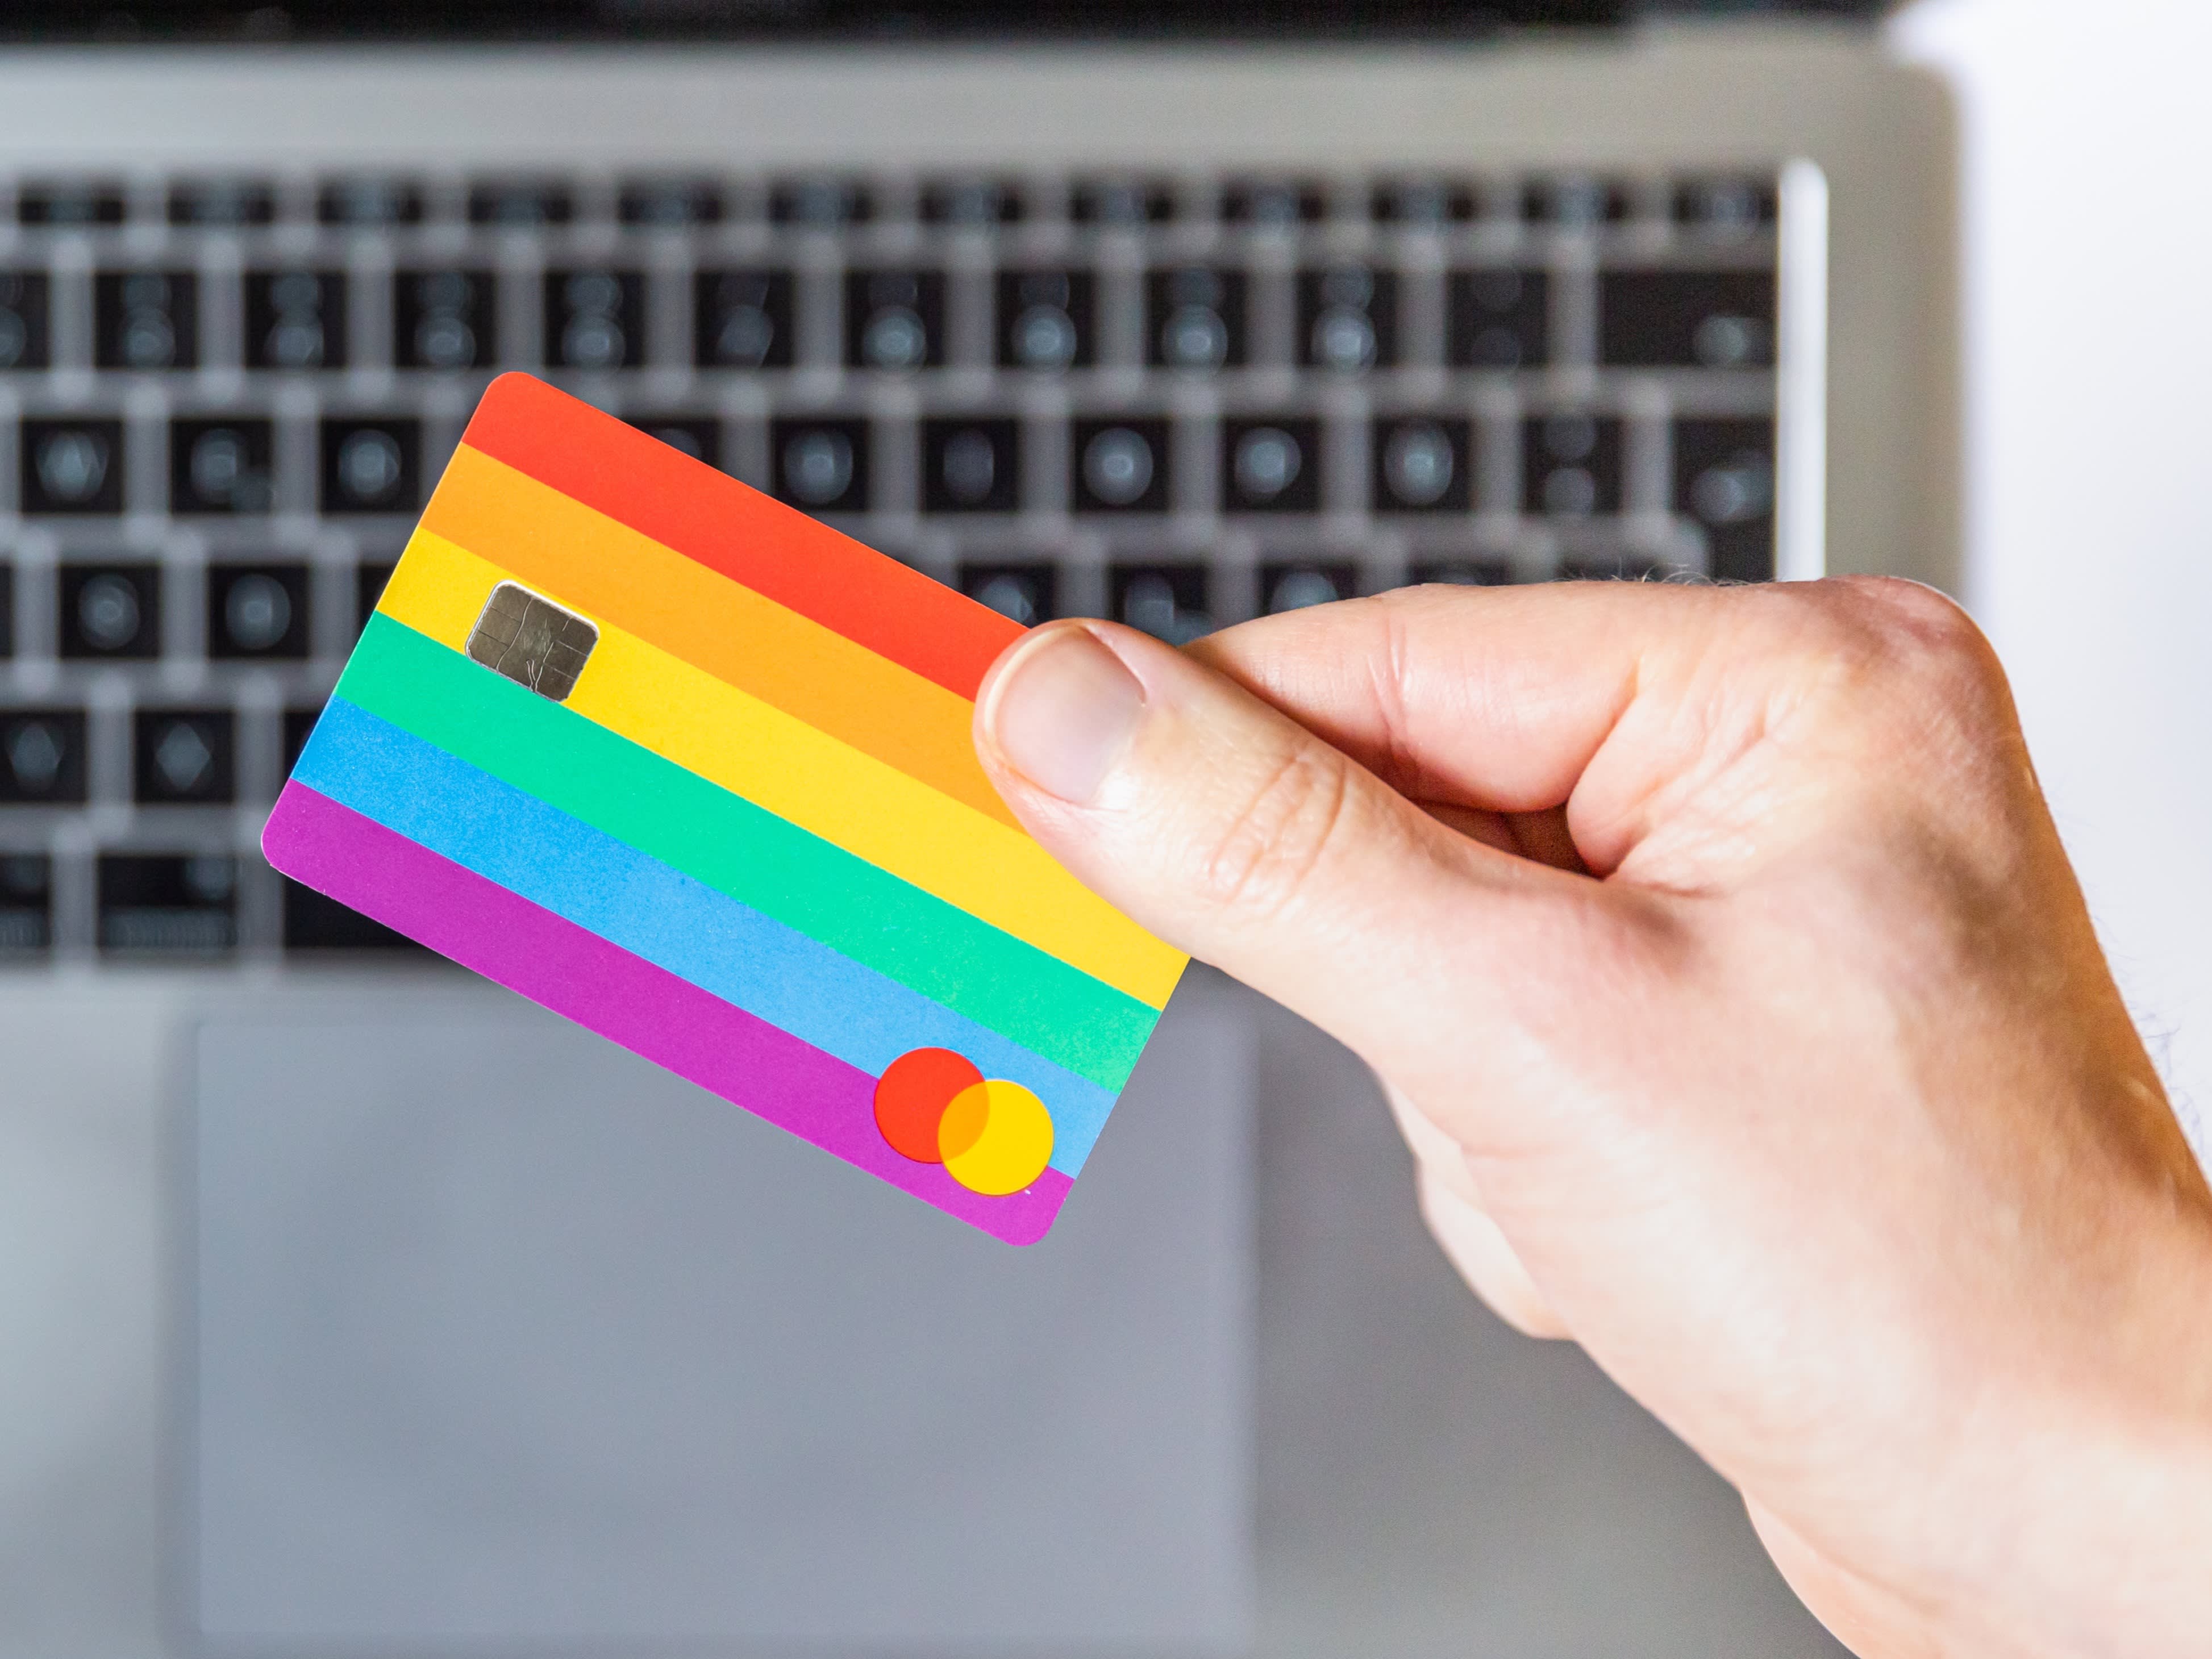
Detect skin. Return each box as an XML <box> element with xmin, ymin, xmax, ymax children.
<box><xmin>969</xmin><ymin>577</ymin><xmax>2212</xmax><ymax>1659</ymax></box>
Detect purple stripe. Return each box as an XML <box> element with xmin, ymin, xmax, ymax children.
<box><xmin>264</xmin><ymin>781</ymin><xmax>1072</xmax><ymax>1246</ymax></box>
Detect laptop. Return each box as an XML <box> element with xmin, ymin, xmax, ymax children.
<box><xmin>0</xmin><ymin>3</ymin><xmax>1951</xmax><ymax>1654</ymax></box>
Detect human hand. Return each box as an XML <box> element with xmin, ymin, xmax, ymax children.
<box><xmin>971</xmin><ymin>578</ymin><xmax>2212</xmax><ymax>1659</ymax></box>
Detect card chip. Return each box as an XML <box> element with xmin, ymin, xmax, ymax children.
<box><xmin>465</xmin><ymin>582</ymin><xmax>598</xmax><ymax>702</ymax></box>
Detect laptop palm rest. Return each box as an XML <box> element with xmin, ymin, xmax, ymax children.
<box><xmin>186</xmin><ymin>982</ymin><xmax>1252</xmax><ymax>1652</ymax></box>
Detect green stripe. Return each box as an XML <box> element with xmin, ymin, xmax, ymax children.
<box><xmin>336</xmin><ymin>614</ymin><xmax>1154</xmax><ymax>1089</ymax></box>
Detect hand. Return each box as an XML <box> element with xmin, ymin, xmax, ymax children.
<box><xmin>971</xmin><ymin>578</ymin><xmax>2212</xmax><ymax>1659</ymax></box>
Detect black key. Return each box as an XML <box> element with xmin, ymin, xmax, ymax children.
<box><xmin>468</xmin><ymin>181</ymin><xmax>573</xmax><ymax>227</ymax></box>
<box><xmin>169</xmin><ymin>419</ymin><xmax>274</xmax><ymax>515</ymax></box>
<box><xmin>922</xmin><ymin>179</ymin><xmax>1021</xmax><ymax>226</ymax></box>
<box><xmin>0</xmin><ymin>562</ymin><xmax>10</xmax><ymax>656</ymax></box>
<box><xmin>283</xmin><ymin>877</ymin><xmax>424</xmax><ymax>952</ymax></box>
<box><xmin>1373</xmin><ymin>418</ymin><xmax>1471</xmax><ymax>513</ymax></box>
<box><xmin>19</xmin><ymin>181</ymin><xmax>123</xmax><ymax>226</ymax></box>
<box><xmin>59</xmin><ymin>565</ymin><xmax>159</xmax><ymax>658</ymax></box>
<box><xmin>996</xmin><ymin>269</ymin><xmax>1095</xmax><ymax>372</ymax></box>
<box><xmin>283</xmin><ymin>706</ymin><xmax>323</xmax><ymax>772</ymax></box>
<box><xmin>1298</xmin><ymin>266</ymin><xmax>1396</xmax><ymax>370</ymax></box>
<box><xmin>1111</xmin><ymin>563</ymin><xmax>1211</xmax><ymax>644</ymax></box>
<box><xmin>1223</xmin><ymin>179</ymin><xmax>1326</xmax><ymax>226</ymax></box>
<box><xmin>98</xmin><ymin>854</ymin><xmax>237</xmax><ymax>955</ymax></box>
<box><xmin>134</xmin><ymin>710</ymin><xmax>235</xmax><ymax>804</ymax></box>
<box><xmin>1147</xmin><ymin>267</ymin><xmax>1246</xmax><ymax>371</ymax></box>
<box><xmin>619</xmin><ymin>180</ymin><xmax>722</xmax><ymax>226</ymax></box>
<box><xmin>923</xmin><ymin>419</ymin><xmax>1019</xmax><ymax>513</ymax></box>
<box><xmin>355</xmin><ymin>561</ymin><xmax>395</xmax><ymax>633</ymax></box>
<box><xmin>1600</xmin><ymin>270</ymin><xmax>1776</xmax><ymax>369</ymax></box>
<box><xmin>959</xmin><ymin>563</ymin><xmax>1056</xmax><ymax>626</ymax></box>
<box><xmin>316</xmin><ymin>178</ymin><xmax>424</xmax><ymax>226</ymax></box>
<box><xmin>694</xmin><ymin>270</ymin><xmax>793</xmax><ymax>369</ymax></box>
<box><xmin>1522</xmin><ymin>177</ymin><xmax>1632</xmax><ymax>226</ymax></box>
<box><xmin>320</xmin><ymin>419</ymin><xmax>420</xmax><ymax>514</ymax></box>
<box><xmin>0</xmin><ymin>855</ymin><xmax>51</xmax><ymax>952</ymax></box>
<box><xmin>245</xmin><ymin>269</ymin><xmax>347</xmax><ymax>370</ymax></box>
<box><xmin>208</xmin><ymin>563</ymin><xmax>309</xmax><ymax>659</ymax></box>
<box><xmin>627</xmin><ymin>417</ymin><xmax>720</xmax><ymax>465</ymax></box>
<box><xmin>0</xmin><ymin>711</ymin><xmax>87</xmax><ymax>803</ymax></box>
<box><xmin>95</xmin><ymin>270</ymin><xmax>198</xmax><ymax>370</ymax></box>
<box><xmin>1222</xmin><ymin>419</ymin><xmax>1320</xmax><ymax>514</ymax></box>
<box><xmin>1260</xmin><ymin>561</ymin><xmax>1357</xmax><ymax>614</ymax></box>
<box><xmin>1673</xmin><ymin>178</ymin><xmax>1777</xmax><ymax>236</ymax></box>
<box><xmin>0</xmin><ymin>273</ymin><xmax>51</xmax><ymax>370</ymax></box>
<box><xmin>1072</xmin><ymin>179</ymin><xmax>1174</xmax><ymax>226</ymax></box>
<box><xmin>1072</xmin><ymin>420</ymin><xmax>1169</xmax><ymax>514</ymax></box>
<box><xmin>1448</xmin><ymin>268</ymin><xmax>1548</xmax><ymax>369</ymax></box>
<box><xmin>1523</xmin><ymin>414</ymin><xmax>1623</xmax><ymax>516</ymax></box>
<box><xmin>1675</xmin><ymin>417</ymin><xmax>1776</xmax><ymax>583</ymax></box>
<box><xmin>544</xmin><ymin>270</ymin><xmax>644</xmax><ymax>371</ymax></box>
<box><xmin>395</xmin><ymin>269</ymin><xmax>495</xmax><ymax>371</ymax></box>
<box><xmin>1559</xmin><ymin>551</ymin><xmax>1668</xmax><ymax>582</ymax></box>
<box><xmin>844</xmin><ymin>270</ymin><xmax>944</xmax><ymax>372</ymax></box>
<box><xmin>769</xmin><ymin>178</ymin><xmax>870</xmax><ymax>226</ymax></box>
<box><xmin>1410</xmin><ymin>557</ymin><xmax>1512</xmax><ymax>587</ymax></box>
<box><xmin>22</xmin><ymin>420</ymin><xmax>124</xmax><ymax>515</ymax></box>
<box><xmin>167</xmin><ymin>180</ymin><xmax>274</xmax><ymax>226</ymax></box>
<box><xmin>1372</xmin><ymin>178</ymin><xmax>1480</xmax><ymax>225</ymax></box>
<box><xmin>770</xmin><ymin>419</ymin><xmax>868</xmax><ymax>513</ymax></box>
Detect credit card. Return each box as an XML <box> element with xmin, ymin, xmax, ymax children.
<box><xmin>263</xmin><ymin>373</ymin><xmax>1187</xmax><ymax>1243</ymax></box>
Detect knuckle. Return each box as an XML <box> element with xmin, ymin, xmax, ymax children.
<box><xmin>1194</xmin><ymin>738</ymin><xmax>1359</xmax><ymax>922</ymax></box>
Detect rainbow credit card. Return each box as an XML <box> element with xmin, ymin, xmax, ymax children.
<box><xmin>263</xmin><ymin>373</ymin><xmax>1187</xmax><ymax>1244</ymax></box>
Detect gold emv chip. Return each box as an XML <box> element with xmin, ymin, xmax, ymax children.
<box><xmin>465</xmin><ymin>582</ymin><xmax>598</xmax><ymax>702</ymax></box>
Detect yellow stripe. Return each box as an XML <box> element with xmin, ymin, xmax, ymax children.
<box><xmin>376</xmin><ymin>532</ymin><xmax>1185</xmax><ymax>1010</ymax></box>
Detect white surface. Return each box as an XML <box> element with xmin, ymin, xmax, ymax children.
<box><xmin>1893</xmin><ymin>0</ymin><xmax>2212</xmax><ymax>1156</ymax></box>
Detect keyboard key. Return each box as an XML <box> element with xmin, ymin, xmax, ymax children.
<box><xmin>209</xmin><ymin>563</ymin><xmax>309</xmax><ymax>659</ymax></box>
<box><xmin>468</xmin><ymin>181</ymin><xmax>573</xmax><ymax>227</ymax></box>
<box><xmin>1600</xmin><ymin>269</ymin><xmax>1776</xmax><ymax>369</ymax></box>
<box><xmin>1072</xmin><ymin>179</ymin><xmax>1174</xmax><ymax>226</ymax></box>
<box><xmin>770</xmin><ymin>178</ymin><xmax>871</xmax><ymax>226</ymax></box>
<box><xmin>959</xmin><ymin>562</ymin><xmax>1056</xmax><ymax>626</ymax></box>
<box><xmin>95</xmin><ymin>270</ymin><xmax>198</xmax><ymax>370</ymax></box>
<box><xmin>1223</xmin><ymin>179</ymin><xmax>1326</xmax><ymax>226</ymax></box>
<box><xmin>996</xmin><ymin>269</ymin><xmax>1094</xmax><ymax>372</ymax></box>
<box><xmin>1675</xmin><ymin>417</ymin><xmax>1775</xmax><ymax>582</ymax></box>
<box><xmin>1523</xmin><ymin>177</ymin><xmax>1631</xmax><ymax>226</ymax></box>
<box><xmin>0</xmin><ymin>711</ymin><xmax>87</xmax><ymax>803</ymax></box>
<box><xmin>355</xmin><ymin>561</ymin><xmax>395</xmax><ymax>633</ymax></box>
<box><xmin>60</xmin><ymin>565</ymin><xmax>159</xmax><ymax>658</ymax></box>
<box><xmin>245</xmin><ymin>269</ymin><xmax>347</xmax><ymax>370</ymax></box>
<box><xmin>1147</xmin><ymin>268</ymin><xmax>1246</xmax><ymax>371</ymax></box>
<box><xmin>98</xmin><ymin>854</ymin><xmax>237</xmax><ymax>954</ymax></box>
<box><xmin>0</xmin><ymin>273</ymin><xmax>51</xmax><ymax>369</ymax></box>
<box><xmin>320</xmin><ymin>419</ymin><xmax>420</xmax><ymax>514</ymax></box>
<box><xmin>845</xmin><ymin>269</ymin><xmax>945</xmax><ymax>372</ymax></box>
<box><xmin>1373</xmin><ymin>417</ymin><xmax>1470</xmax><ymax>513</ymax></box>
<box><xmin>18</xmin><ymin>180</ymin><xmax>124</xmax><ymax>226</ymax></box>
<box><xmin>134</xmin><ymin>710</ymin><xmax>235</xmax><ymax>803</ymax></box>
<box><xmin>1261</xmin><ymin>561</ymin><xmax>1357</xmax><ymax>614</ymax></box>
<box><xmin>1523</xmin><ymin>414</ymin><xmax>1623</xmax><ymax>516</ymax></box>
<box><xmin>169</xmin><ymin>419</ymin><xmax>274</xmax><ymax>514</ymax></box>
<box><xmin>1111</xmin><ymin>564</ymin><xmax>1211</xmax><ymax>644</ymax></box>
<box><xmin>1673</xmin><ymin>178</ymin><xmax>1776</xmax><ymax>236</ymax></box>
<box><xmin>694</xmin><ymin>270</ymin><xmax>793</xmax><ymax>369</ymax></box>
<box><xmin>1410</xmin><ymin>557</ymin><xmax>1512</xmax><ymax>587</ymax></box>
<box><xmin>544</xmin><ymin>269</ymin><xmax>644</xmax><ymax>370</ymax></box>
<box><xmin>316</xmin><ymin>177</ymin><xmax>424</xmax><ymax>226</ymax></box>
<box><xmin>1222</xmin><ymin>419</ymin><xmax>1320</xmax><ymax>514</ymax></box>
<box><xmin>1371</xmin><ymin>178</ymin><xmax>1480</xmax><ymax>225</ymax></box>
<box><xmin>395</xmin><ymin>268</ymin><xmax>496</xmax><ymax>371</ymax></box>
<box><xmin>22</xmin><ymin>419</ymin><xmax>124</xmax><ymax>515</ymax></box>
<box><xmin>922</xmin><ymin>178</ymin><xmax>1021</xmax><ymax>226</ymax></box>
<box><xmin>770</xmin><ymin>419</ymin><xmax>868</xmax><ymax>512</ymax></box>
<box><xmin>167</xmin><ymin>179</ymin><xmax>274</xmax><ymax>226</ymax></box>
<box><xmin>1448</xmin><ymin>268</ymin><xmax>1548</xmax><ymax>368</ymax></box>
<box><xmin>283</xmin><ymin>707</ymin><xmax>323</xmax><ymax>772</ymax></box>
<box><xmin>626</xmin><ymin>417</ymin><xmax>720</xmax><ymax>465</ymax></box>
<box><xmin>923</xmin><ymin>419</ymin><xmax>1019</xmax><ymax>513</ymax></box>
<box><xmin>282</xmin><ymin>877</ymin><xmax>423</xmax><ymax>952</ymax></box>
<box><xmin>1072</xmin><ymin>420</ymin><xmax>1170</xmax><ymax>513</ymax></box>
<box><xmin>1298</xmin><ymin>266</ymin><xmax>1396</xmax><ymax>370</ymax></box>
<box><xmin>619</xmin><ymin>179</ymin><xmax>722</xmax><ymax>226</ymax></box>
<box><xmin>0</xmin><ymin>855</ymin><xmax>51</xmax><ymax>952</ymax></box>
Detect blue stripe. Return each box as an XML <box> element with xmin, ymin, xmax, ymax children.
<box><xmin>294</xmin><ymin>697</ymin><xmax>1117</xmax><ymax>1173</ymax></box>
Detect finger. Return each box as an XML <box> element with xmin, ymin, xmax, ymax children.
<box><xmin>1418</xmin><ymin>1166</ymin><xmax>1571</xmax><ymax>1340</ymax></box>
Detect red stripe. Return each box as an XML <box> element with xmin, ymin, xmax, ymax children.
<box><xmin>454</xmin><ymin>373</ymin><xmax>1026</xmax><ymax>701</ymax></box>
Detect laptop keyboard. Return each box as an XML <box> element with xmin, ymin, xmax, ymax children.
<box><xmin>0</xmin><ymin>169</ymin><xmax>1785</xmax><ymax>961</ymax></box>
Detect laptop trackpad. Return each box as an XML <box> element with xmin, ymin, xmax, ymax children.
<box><xmin>188</xmin><ymin>985</ymin><xmax>1252</xmax><ymax>1651</ymax></box>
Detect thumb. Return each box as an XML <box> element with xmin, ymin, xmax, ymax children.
<box><xmin>972</xmin><ymin>618</ymin><xmax>1581</xmax><ymax>1077</ymax></box>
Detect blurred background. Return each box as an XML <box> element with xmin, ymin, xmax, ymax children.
<box><xmin>1</xmin><ymin>1</ymin><xmax>2206</xmax><ymax>1656</ymax></box>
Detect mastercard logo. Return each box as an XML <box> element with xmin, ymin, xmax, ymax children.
<box><xmin>873</xmin><ymin>1047</ymin><xmax>1055</xmax><ymax>1197</ymax></box>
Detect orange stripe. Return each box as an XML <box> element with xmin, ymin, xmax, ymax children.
<box><xmin>420</xmin><ymin>442</ymin><xmax>1019</xmax><ymax>830</ymax></box>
